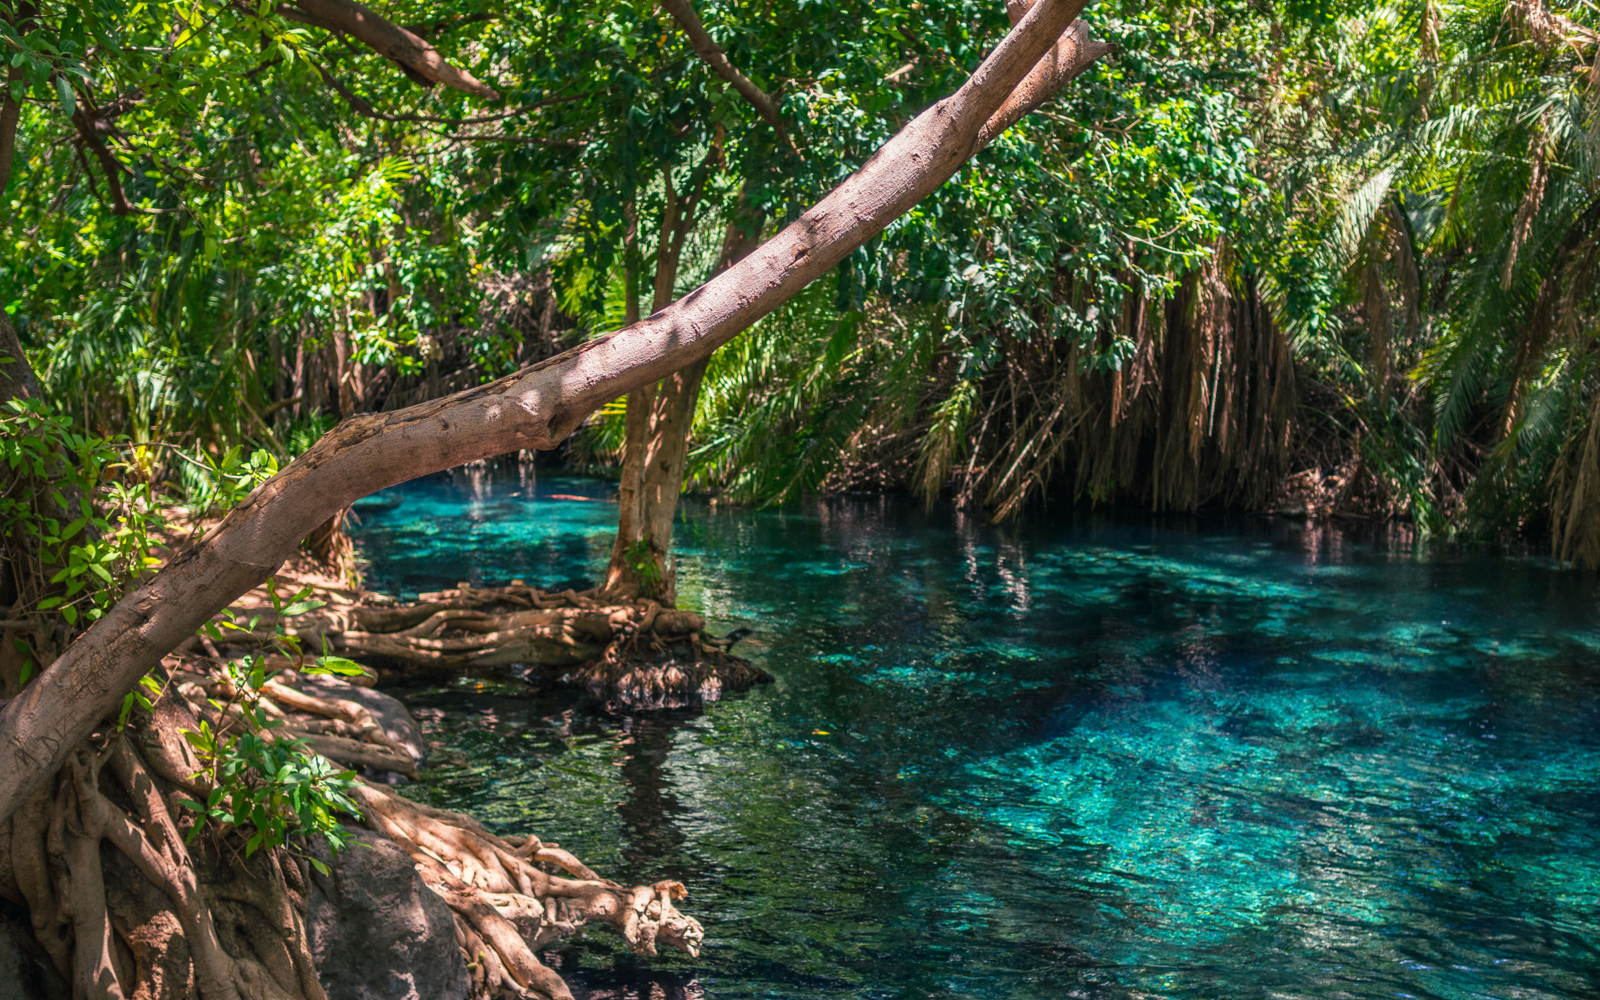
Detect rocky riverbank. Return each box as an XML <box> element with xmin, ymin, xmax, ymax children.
<box><xmin>0</xmin><ymin>550</ymin><xmax>707</xmax><ymax>1000</ymax></box>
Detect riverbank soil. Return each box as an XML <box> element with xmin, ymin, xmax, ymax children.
<box><xmin>0</xmin><ymin>557</ymin><xmax>710</xmax><ymax>1000</ymax></box>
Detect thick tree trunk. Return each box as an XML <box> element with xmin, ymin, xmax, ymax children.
<box><xmin>0</xmin><ymin>64</ymin><xmax>21</xmax><ymax>201</ymax></box>
<box><xmin>0</xmin><ymin>4</ymin><xmax>35</xmax><ymax>206</ymax></box>
<box><xmin>605</xmin><ymin>171</ymin><xmax>699</xmax><ymax>604</ymax></box>
<box><xmin>604</xmin><ymin>200</ymin><xmax>766</xmax><ymax>605</ymax></box>
<box><xmin>602</xmin><ymin>360</ymin><xmax>707</xmax><ymax>605</ymax></box>
<box><xmin>0</xmin><ymin>0</ymin><xmax>1106</xmax><ymax>826</ymax></box>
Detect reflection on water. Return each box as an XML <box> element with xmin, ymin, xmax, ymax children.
<box><xmin>351</xmin><ymin>472</ymin><xmax>1600</xmax><ymax>1000</ymax></box>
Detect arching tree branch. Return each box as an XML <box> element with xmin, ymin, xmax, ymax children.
<box><xmin>979</xmin><ymin>0</ymin><xmax>1111</xmax><ymax>147</ymax></box>
<box><xmin>287</xmin><ymin>0</ymin><xmax>502</xmax><ymax>101</ymax></box>
<box><xmin>0</xmin><ymin>0</ymin><xmax>1108</xmax><ymax>826</ymax></box>
<box><xmin>660</xmin><ymin>0</ymin><xmax>785</xmax><ymax>135</ymax></box>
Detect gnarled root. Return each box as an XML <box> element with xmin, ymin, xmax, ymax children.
<box><xmin>566</xmin><ymin>611</ymin><xmax>768</xmax><ymax>710</ymax></box>
<box><xmin>1</xmin><ymin>664</ymin><xmax>704</xmax><ymax>1000</ymax></box>
<box><xmin>350</xmin><ymin>781</ymin><xmax>702</xmax><ymax>1000</ymax></box>
<box><xmin>268</xmin><ymin>582</ymin><xmax>771</xmax><ymax>708</ymax></box>
<box><xmin>168</xmin><ymin>665</ymin><xmax>423</xmax><ymax>778</ymax></box>
<box><xmin>2</xmin><ymin>713</ymin><xmax>323</xmax><ymax>1000</ymax></box>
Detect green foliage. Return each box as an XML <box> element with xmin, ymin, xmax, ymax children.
<box><xmin>687</xmin><ymin>0</ymin><xmax>1279</xmax><ymax>509</ymax></box>
<box><xmin>178</xmin><ymin>579</ymin><xmax>366</xmax><ymax>862</ymax></box>
<box><xmin>179</xmin><ymin>708</ymin><xmax>360</xmax><ymax>866</ymax></box>
<box><xmin>0</xmin><ymin>0</ymin><xmax>1595</xmax><ymax>560</ymax></box>
<box><xmin>622</xmin><ymin>537</ymin><xmax>667</xmax><ymax>600</ymax></box>
<box><xmin>1253</xmin><ymin>0</ymin><xmax>1600</xmax><ymax>549</ymax></box>
<box><xmin>0</xmin><ymin>397</ymin><xmax>160</xmax><ymax>680</ymax></box>
<box><xmin>178</xmin><ymin>446</ymin><xmax>279</xmax><ymax>518</ymax></box>
<box><xmin>678</xmin><ymin>0</ymin><xmax>1600</xmax><ymax>558</ymax></box>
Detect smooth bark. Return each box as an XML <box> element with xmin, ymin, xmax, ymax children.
<box><xmin>288</xmin><ymin>0</ymin><xmax>501</xmax><ymax>100</ymax></box>
<box><xmin>0</xmin><ymin>4</ymin><xmax>37</xmax><ymax>211</ymax></box>
<box><xmin>0</xmin><ymin>64</ymin><xmax>21</xmax><ymax>203</ymax></box>
<box><xmin>604</xmin><ymin>205</ymin><xmax>766</xmax><ymax>604</ymax></box>
<box><xmin>0</xmin><ymin>0</ymin><xmax>1102</xmax><ymax>825</ymax></box>
<box><xmin>604</xmin><ymin>164</ymin><xmax>713</xmax><ymax>602</ymax></box>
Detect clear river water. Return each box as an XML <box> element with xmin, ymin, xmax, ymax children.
<box><xmin>349</xmin><ymin>471</ymin><xmax>1600</xmax><ymax>1000</ymax></box>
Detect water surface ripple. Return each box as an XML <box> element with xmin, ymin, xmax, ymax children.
<box><xmin>351</xmin><ymin>473</ymin><xmax>1600</xmax><ymax>1000</ymax></box>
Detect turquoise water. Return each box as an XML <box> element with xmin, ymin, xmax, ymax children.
<box><xmin>350</xmin><ymin>472</ymin><xmax>1600</xmax><ymax>1000</ymax></box>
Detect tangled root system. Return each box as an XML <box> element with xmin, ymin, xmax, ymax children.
<box><xmin>217</xmin><ymin>581</ymin><xmax>770</xmax><ymax>710</ymax></box>
<box><xmin>0</xmin><ymin>661</ymin><xmax>703</xmax><ymax>1000</ymax></box>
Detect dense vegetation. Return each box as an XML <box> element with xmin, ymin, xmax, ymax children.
<box><xmin>0</xmin><ymin>3</ymin><xmax>1594</xmax><ymax>999</ymax></box>
<box><xmin>3</xmin><ymin>0</ymin><xmax>1597</xmax><ymax>586</ymax></box>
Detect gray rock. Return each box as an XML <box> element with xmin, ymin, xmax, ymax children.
<box><xmin>0</xmin><ymin>907</ymin><xmax>68</xmax><ymax>1000</ymax></box>
<box><xmin>307</xmin><ymin>828</ymin><xmax>469</xmax><ymax>1000</ymax></box>
<box><xmin>299</xmin><ymin>678</ymin><xmax>427</xmax><ymax>765</ymax></box>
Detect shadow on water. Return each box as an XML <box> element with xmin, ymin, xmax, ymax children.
<box><xmin>355</xmin><ymin>471</ymin><xmax>1600</xmax><ymax>1000</ymax></box>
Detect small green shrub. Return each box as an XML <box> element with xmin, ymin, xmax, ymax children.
<box><xmin>175</xmin><ymin>579</ymin><xmax>370</xmax><ymax>866</ymax></box>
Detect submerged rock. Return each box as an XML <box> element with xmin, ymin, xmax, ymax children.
<box><xmin>306</xmin><ymin>828</ymin><xmax>469</xmax><ymax>1000</ymax></box>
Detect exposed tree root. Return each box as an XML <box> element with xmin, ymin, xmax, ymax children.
<box><xmin>213</xmin><ymin>580</ymin><xmax>771</xmax><ymax>709</ymax></box>
<box><xmin>350</xmin><ymin>781</ymin><xmax>701</xmax><ymax>1000</ymax></box>
<box><xmin>0</xmin><ymin>662</ymin><xmax>703</xmax><ymax>1000</ymax></box>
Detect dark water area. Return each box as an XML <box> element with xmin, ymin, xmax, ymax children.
<box><xmin>349</xmin><ymin>471</ymin><xmax>1600</xmax><ymax>1000</ymax></box>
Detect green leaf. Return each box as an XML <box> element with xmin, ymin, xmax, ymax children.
<box><xmin>306</xmin><ymin>656</ymin><xmax>370</xmax><ymax>677</ymax></box>
<box><xmin>310</xmin><ymin>857</ymin><xmax>331</xmax><ymax>876</ymax></box>
<box><xmin>54</xmin><ymin>75</ymin><xmax>74</xmax><ymax>116</ymax></box>
<box><xmin>280</xmin><ymin>600</ymin><xmax>326</xmax><ymax>618</ymax></box>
